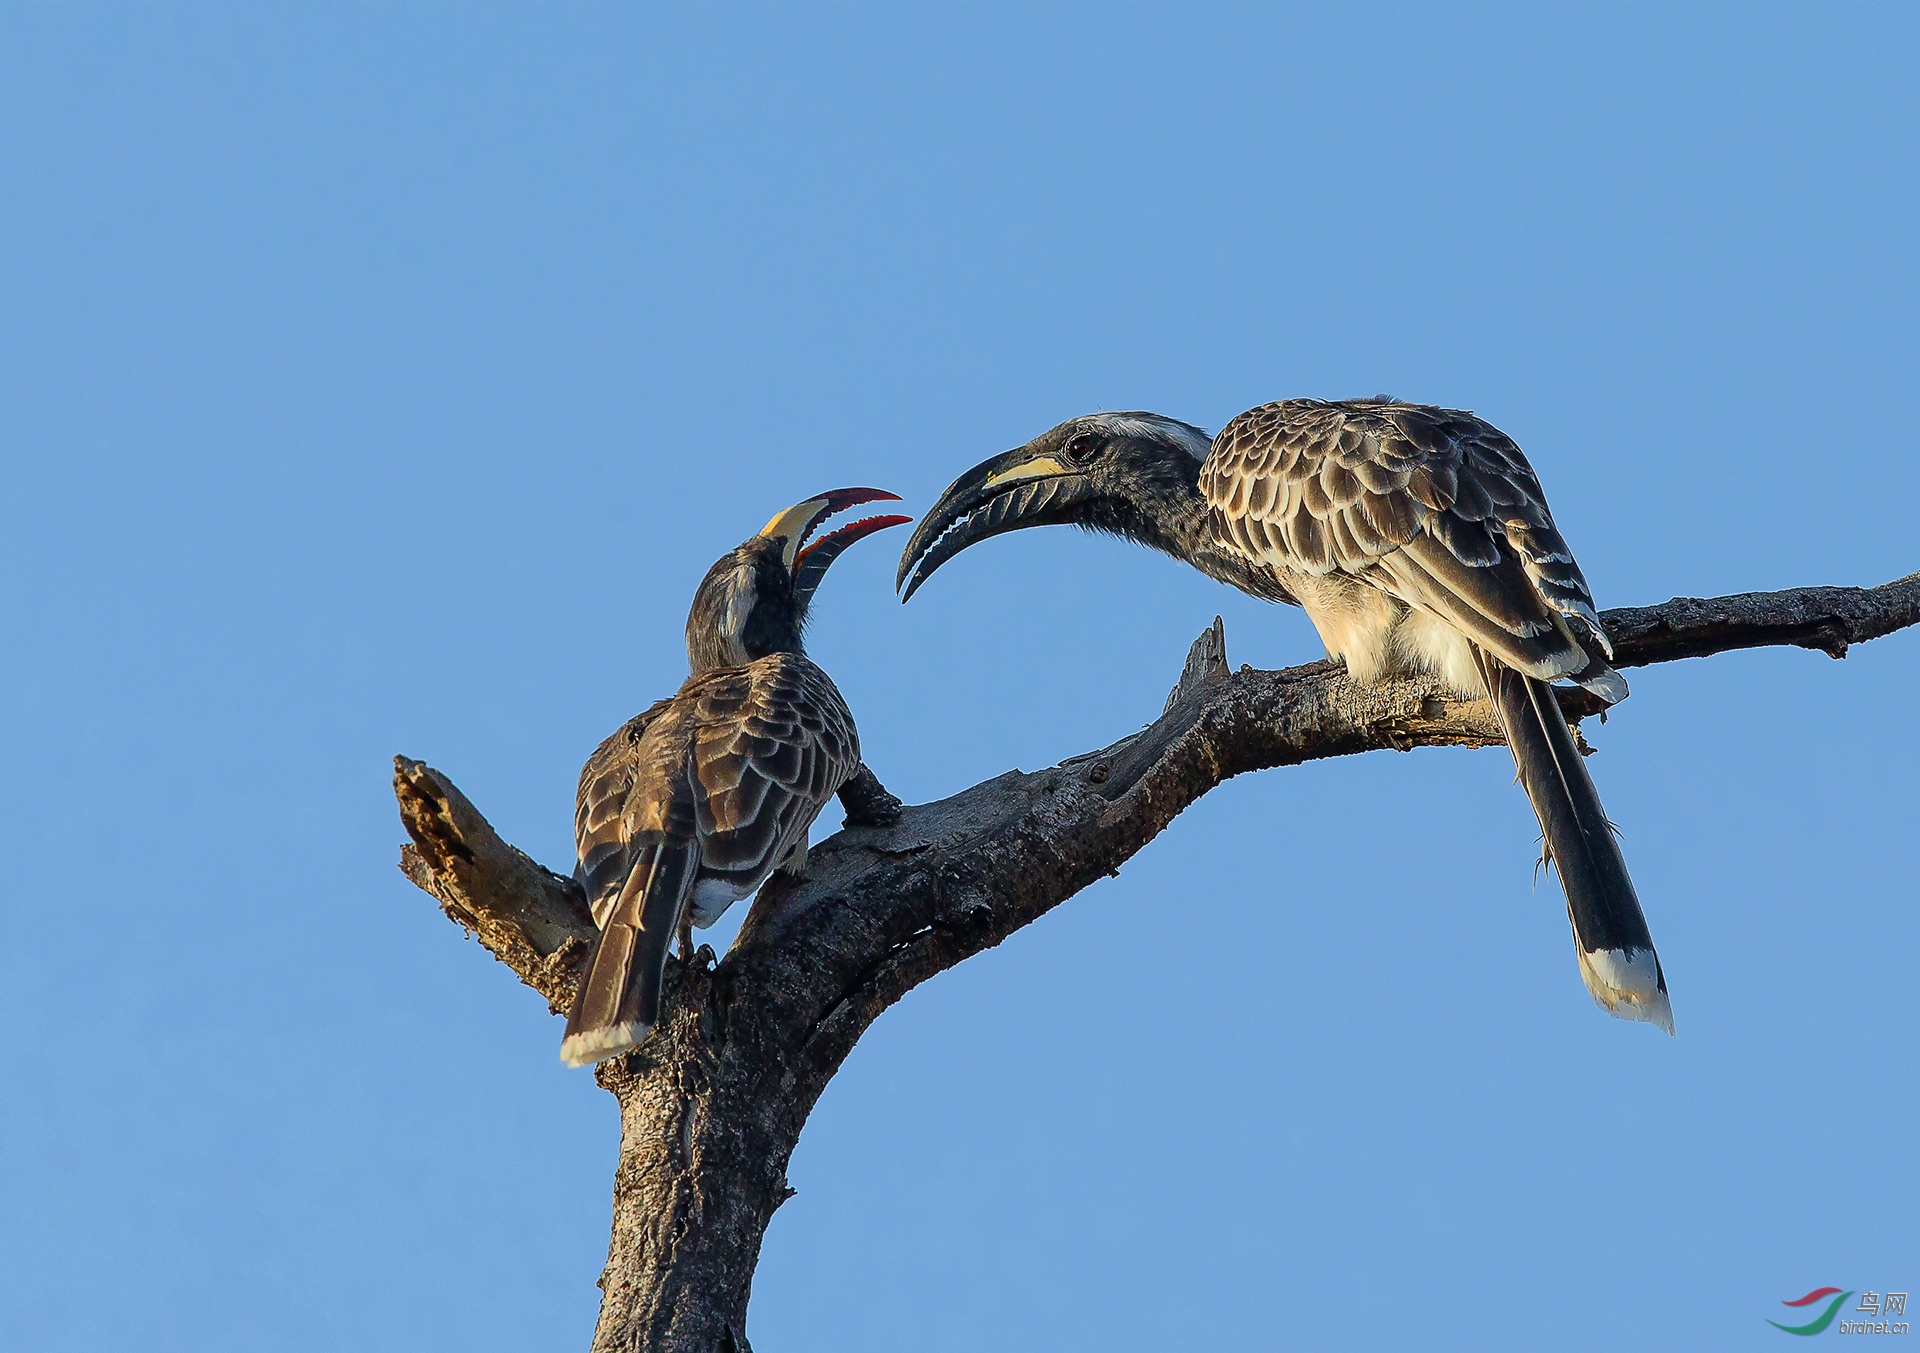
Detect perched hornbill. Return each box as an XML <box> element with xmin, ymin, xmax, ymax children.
<box><xmin>561</xmin><ymin>488</ymin><xmax>911</xmax><ymax>1068</ymax></box>
<box><xmin>898</xmin><ymin>399</ymin><xmax>1672</xmax><ymax>1033</ymax></box>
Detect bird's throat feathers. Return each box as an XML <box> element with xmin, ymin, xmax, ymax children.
<box><xmin>1080</xmin><ymin>478</ymin><xmax>1287</xmax><ymax>602</ymax></box>
<box><xmin>1021</xmin><ymin>412</ymin><xmax>1285</xmax><ymax>601</ymax></box>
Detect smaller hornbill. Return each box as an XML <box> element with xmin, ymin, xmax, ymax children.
<box><xmin>561</xmin><ymin>489</ymin><xmax>910</xmax><ymax>1068</ymax></box>
<box><xmin>898</xmin><ymin>400</ymin><xmax>1672</xmax><ymax>1033</ymax></box>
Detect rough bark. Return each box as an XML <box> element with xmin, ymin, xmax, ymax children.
<box><xmin>393</xmin><ymin>570</ymin><xmax>1919</xmax><ymax>1353</ymax></box>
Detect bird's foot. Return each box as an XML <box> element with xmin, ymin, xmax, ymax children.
<box><xmin>678</xmin><ymin>916</ymin><xmax>695</xmax><ymax>964</ymax></box>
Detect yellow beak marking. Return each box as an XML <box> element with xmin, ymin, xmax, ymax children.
<box><xmin>982</xmin><ymin>456</ymin><xmax>1069</xmax><ymax>488</ymax></box>
<box><xmin>759</xmin><ymin>497</ymin><xmax>831</xmax><ymax>569</ymax></box>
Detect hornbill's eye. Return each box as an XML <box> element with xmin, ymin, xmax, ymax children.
<box><xmin>1064</xmin><ymin>434</ymin><xmax>1100</xmax><ymax>463</ymax></box>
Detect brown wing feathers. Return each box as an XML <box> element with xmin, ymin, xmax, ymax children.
<box><xmin>690</xmin><ymin>659</ymin><xmax>856</xmax><ymax>888</ymax></box>
<box><xmin>573</xmin><ymin>697</ymin><xmax>677</xmax><ymax>925</ymax></box>
<box><xmin>1201</xmin><ymin>399</ymin><xmax>1665</xmax><ymax>1029</ymax></box>
<box><xmin>561</xmin><ymin>655</ymin><xmax>859</xmax><ymax>1067</ymax></box>
<box><xmin>1203</xmin><ymin>400</ymin><xmax>1617</xmax><ymax>687</ymax></box>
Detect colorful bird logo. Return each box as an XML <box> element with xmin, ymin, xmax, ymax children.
<box><xmin>1768</xmin><ymin>1288</ymin><xmax>1853</xmax><ymax>1336</ymax></box>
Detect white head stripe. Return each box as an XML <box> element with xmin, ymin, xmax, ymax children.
<box><xmin>1086</xmin><ymin>413</ymin><xmax>1213</xmax><ymax>458</ymax></box>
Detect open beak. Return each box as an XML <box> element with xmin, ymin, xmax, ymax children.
<box><xmin>895</xmin><ymin>447</ymin><xmax>1090</xmax><ymax>602</ymax></box>
<box><xmin>760</xmin><ymin>487</ymin><xmax>912</xmax><ymax>605</ymax></box>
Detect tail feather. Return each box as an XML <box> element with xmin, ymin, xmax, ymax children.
<box><xmin>1479</xmin><ymin>652</ymin><xmax>1673</xmax><ymax>1033</ymax></box>
<box><xmin>561</xmin><ymin>842</ymin><xmax>698</xmax><ymax>1067</ymax></box>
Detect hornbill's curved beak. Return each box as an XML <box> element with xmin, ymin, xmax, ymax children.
<box><xmin>895</xmin><ymin>447</ymin><xmax>1092</xmax><ymax>602</ymax></box>
<box><xmin>760</xmin><ymin>488</ymin><xmax>912</xmax><ymax>605</ymax></box>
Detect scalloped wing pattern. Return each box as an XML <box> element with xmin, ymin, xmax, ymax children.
<box><xmin>574</xmin><ymin>655</ymin><xmax>859</xmax><ymax>932</ymax></box>
<box><xmin>1199</xmin><ymin>399</ymin><xmax>1615</xmax><ymax>683</ymax></box>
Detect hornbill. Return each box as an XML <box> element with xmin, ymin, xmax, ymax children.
<box><xmin>561</xmin><ymin>488</ymin><xmax>911</xmax><ymax>1068</ymax></box>
<box><xmin>898</xmin><ymin>399</ymin><xmax>1672</xmax><ymax>1032</ymax></box>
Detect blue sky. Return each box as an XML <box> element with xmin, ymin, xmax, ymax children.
<box><xmin>2</xmin><ymin>6</ymin><xmax>1915</xmax><ymax>1350</ymax></box>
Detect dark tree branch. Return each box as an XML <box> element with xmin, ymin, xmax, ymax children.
<box><xmin>1603</xmin><ymin>575</ymin><xmax>1920</xmax><ymax>665</ymax></box>
<box><xmin>833</xmin><ymin>762</ymin><xmax>903</xmax><ymax>829</ymax></box>
<box><xmin>392</xmin><ymin>570</ymin><xmax>1918</xmax><ymax>1353</ymax></box>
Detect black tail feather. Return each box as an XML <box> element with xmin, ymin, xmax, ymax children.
<box><xmin>561</xmin><ymin>843</ymin><xmax>698</xmax><ymax>1066</ymax></box>
<box><xmin>1478</xmin><ymin>652</ymin><xmax>1672</xmax><ymax>1032</ymax></box>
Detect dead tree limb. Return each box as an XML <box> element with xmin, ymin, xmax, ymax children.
<box><xmin>393</xmin><ymin>570</ymin><xmax>1918</xmax><ymax>1353</ymax></box>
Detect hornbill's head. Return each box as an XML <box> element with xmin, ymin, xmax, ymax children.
<box><xmin>896</xmin><ymin>412</ymin><xmax>1217</xmax><ymax>602</ymax></box>
<box><xmin>687</xmin><ymin>488</ymin><xmax>910</xmax><ymax>674</ymax></box>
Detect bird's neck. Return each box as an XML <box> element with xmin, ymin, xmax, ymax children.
<box><xmin>686</xmin><ymin>572</ymin><xmax>808</xmax><ymax>675</ymax></box>
<box><xmin>1102</xmin><ymin>473</ymin><xmax>1287</xmax><ymax>601</ymax></box>
<box><xmin>687</xmin><ymin>635</ymin><xmax>739</xmax><ymax>677</ymax></box>
<box><xmin>687</xmin><ymin>627</ymin><xmax>803</xmax><ymax>677</ymax></box>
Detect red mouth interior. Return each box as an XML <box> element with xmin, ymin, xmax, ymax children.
<box><xmin>795</xmin><ymin>513</ymin><xmax>914</xmax><ymax>569</ymax></box>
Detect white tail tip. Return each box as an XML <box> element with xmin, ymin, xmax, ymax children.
<box><xmin>560</xmin><ymin>1020</ymin><xmax>650</xmax><ymax>1068</ymax></box>
<box><xmin>1576</xmin><ymin>945</ymin><xmax>1675</xmax><ymax>1035</ymax></box>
